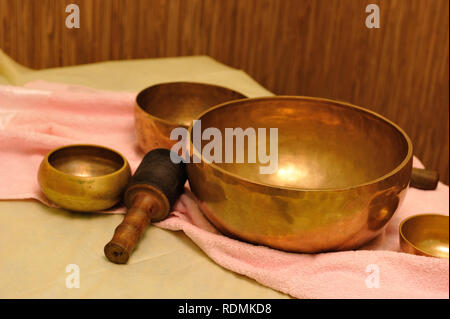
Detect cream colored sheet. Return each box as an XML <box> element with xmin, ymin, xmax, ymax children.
<box><xmin>0</xmin><ymin>50</ymin><xmax>286</xmax><ymax>298</ymax></box>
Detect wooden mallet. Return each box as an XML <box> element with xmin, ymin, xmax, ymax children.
<box><xmin>104</xmin><ymin>148</ymin><xmax>187</xmax><ymax>264</ymax></box>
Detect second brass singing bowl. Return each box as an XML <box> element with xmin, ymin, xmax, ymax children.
<box><xmin>135</xmin><ymin>82</ymin><xmax>246</xmax><ymax>153</ymax></box>
<box><xmin>187</xmin><ymin>96</ymin><xmax>413</xmax><ymax>253</ymax></box>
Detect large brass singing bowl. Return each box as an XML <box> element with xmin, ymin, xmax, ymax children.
<box><xmin>187</xmin><ymin>96</ymin><xmax>413</xmax><ymax>253</ymax></box>
<box><xmin>38</xmin><ymin>144</ymin><xmax>131</xmax><ymax>212</ymax></box>
<box><xmin>135</xmin><ymin>82</ymin><xmax>246</xmax><ymax>153</ymax></box>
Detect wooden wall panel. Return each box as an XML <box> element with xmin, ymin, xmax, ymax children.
<box><xmin>0</xmin><ymin>0</ymin><xmax>448</xmax><ymax>183</ymax></box>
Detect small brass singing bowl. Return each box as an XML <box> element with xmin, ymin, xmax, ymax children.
<box><xmin>187</xmin><ymin>96</ymin><xmax>413</xmax><ymax>253</ymax></box>
<box><xmin>135</xmin><ymin>82</ymin><xmax>246</xmax><ymax>153</ymax></box>
<box><xmin>38</xmin><ymin>144</ymin><xmax>131</xmax><ymax>212</ymax></box>
<box><xmin>399</xmin><ymin>214</ymin><xmax>449</xmax><ymax>258</ymax></box>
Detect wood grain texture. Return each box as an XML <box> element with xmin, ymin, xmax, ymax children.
<box><xmin>1</xmin><ymin>0</ymin><xmax>448</xmax><ymax>183</ymax></box>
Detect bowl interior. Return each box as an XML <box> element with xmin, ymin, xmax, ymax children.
<box><xmin>136</xmin><ymin>82</ymin><xmax>246</xmax><ymax>127</ymax></box>
<box><xmin>401</xmin><ymin>215</ymin><xmax>449</xmax><ymax>258</ymax></box>
<box><xmin>193</xmin><ymin>97</ymin><xmax>410</xmax><ymax>189</ymax></box>
<box><xmin>49</xmin><ymin>145</ymin><xmax>124</xmax><ymax>177</ymax></box>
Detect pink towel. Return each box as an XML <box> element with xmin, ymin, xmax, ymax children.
<box><xmin>0</xmin><ymin>81</ymin><xmax>448</xmax><ymax>299</ymax></box>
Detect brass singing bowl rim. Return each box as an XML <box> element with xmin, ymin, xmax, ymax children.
<box><xmin>399</xmin><ymin>213</ymin><xmax>449</xmax><ymax>258</ymax></box>
<box><xmin>135</xmin><ymin>81</ymin><xmax>247</xmax><ymax>128</ymax></box>
<box><xmin>44</xmin><ymin>144</ymin><xmax>130</xmax><ymax>180</ymax></box>
<box><xmin>188</xmin><ymin>95</ymin><xmax>413</xmax><ymax>192</ymax></box>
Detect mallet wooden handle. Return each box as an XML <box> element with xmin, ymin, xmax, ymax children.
<box><xmin>410</xmin><ymin>168</ymin><xmax>439</xmax><ymax>190</ymax></box>
<box><xmin>104</xmin><ymin>148</ymin><xmax>187</xmax><ymax>264</ymax></box>
<box><xmin>104</xmin><ymin>193</ymin><xmax>159</xmax><ymax>264</ymax></box>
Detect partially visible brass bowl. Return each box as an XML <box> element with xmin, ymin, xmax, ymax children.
<box><xmin>187</xmin><ymin>96</ymin><xmax>413</xmax><ymax>253</ymax></box>
<box><xmin>400</xmin><ymin>214</ymin><xmax>449</xmax><ymax>258</ymax></box>
<box><xmin>38</xmin><ymin>144</ymin><xmax>131</xmax><ymax>212</ymax></box>
<box><xmin>135</xmin><ymin>82</ymin><xmax>246</xmax><ymax>152</ymax></box>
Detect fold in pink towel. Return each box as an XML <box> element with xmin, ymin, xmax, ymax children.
<box><xmin>0</xmin><ymin>81</ymin><xmax>448</xmax><ymax>299</ymax></box>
